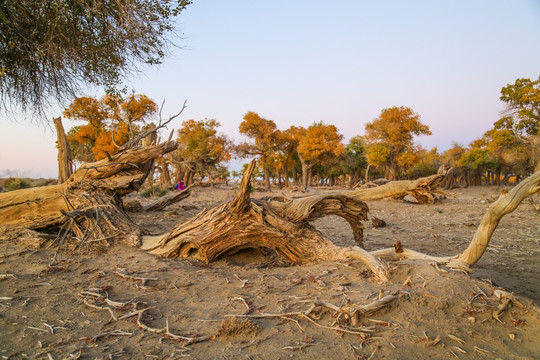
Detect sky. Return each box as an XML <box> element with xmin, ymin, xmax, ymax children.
<box><xmin>1</xmin><ymin>0</ymin><xmax>540</xmax><ymax>179</ymax></box>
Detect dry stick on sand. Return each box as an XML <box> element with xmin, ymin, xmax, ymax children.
<box><xmin>225</xmin><ymin>296</ymin><xmax>395</xmax><ymax>335</ymax></box>
<box><xmin>80</xmin><ymin>292</ymin><xmax>213</xmax><ymax>345</ymax></box>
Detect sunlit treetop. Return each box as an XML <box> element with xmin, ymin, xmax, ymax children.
<box><xmin>365</xmin><ymin>106</ymin><xmax>431</xmax><ymax>149</ymax></box>
<box><xmin>176</xmin><ymin>118</ymin><xmax>231</xmax><ymax>165</ymax></box>
<box><xmin>297</xmin><ymin>122</ymin><xmax>344</xmax><ymax>162</ymax></box>
<box><xmin>499</xmin><ymin>76</ymin><xmax>540</xmax><ymax>136</ymax></box>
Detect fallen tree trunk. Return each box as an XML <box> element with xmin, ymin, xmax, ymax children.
<box><xmin>0</xmin><ymin>142</ymin><xmax>178</xmax><ymax>246</ymax></box>
<box><xmin>345</xmin><ymin>174</ymin><xmax>446</xmax><ymax>204</ymax></box>
<box><xmin>143</xmin><ymin>184</ymin><xmax>194</xmax><ymax>212</ymax></box>
<box><xmin>143</xmin><ymin>160</ymin><xmax>389</xmax><ymax>281</ymax></box>
<box><xmin>144</xmin><ymin>160</ymin><xmax>539</xmax><ymax>280</ymax></box>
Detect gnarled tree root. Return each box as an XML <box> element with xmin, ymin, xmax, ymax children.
<box><xmin>143</xmin><ymin>160</ymin><xmax>389</xmax><ymax>282</ymax></box>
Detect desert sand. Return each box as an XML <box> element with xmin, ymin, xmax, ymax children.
<box><xmin>0</xmin><ymin>185</ymin><xmax>538</xmax><ymax>359</ymax></box>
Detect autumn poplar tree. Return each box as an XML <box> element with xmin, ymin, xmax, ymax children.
<box><xmin>236</xmin><ymin>111</ymin><xmax>279</xmax><ymax>191</ymax></box>
<box><xmin>498</xmin><ymin>75</ymin><xmax>539</xmax><ymax>171</ymax></box>
<box><xmin>297</xmin><ymin>122</ymin><xmax>344</xmax><ymax>188</ymax></box>
<box><xmin>364</xmin><ymin>106</ymin><xmax>431</xmax><ymax>180</ymax></box>
<box><xmin>173</xmin><ymin>119</ymin><xmax>231</xmax><ymax>186</ymax></box>
<box><xmin>277</xmin><ymin>126</ymin><xmax>305</xmax><ymax>187</ymax></box>
<box><xmin>64</xmin><ymin>94</ymin><xmax>158</xmax><ymax>162</ymax></box>
<box><xmin>340</xmin><ymin>136</ymin><xmax>367</xmax><ymax>188</ymax></box>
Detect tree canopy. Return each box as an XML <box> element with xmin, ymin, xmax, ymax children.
<box><xmin>236</xmin><ymin>111</ymin><xmax>280</xmax><ymax>190</ymax></box>
<box><xmin>64</xmin><ymin>93</ymin><xmax>158</xmax><ymax>162</ymax></box>
<box><xmin>173</xmin><ymin>118</ymin><xmax>231</xmax><ymax>184</ymax></box>
<box><xmin>499</xmin><ymin>76</ymin><xmax>540</xmax><ymax>136</ymax></box>
<box><xmin>364</xmin><ymin>106</ymin><xmax>431</xmax><ymax>180</ymax></box>
<box><xmin>0</xmin><ymin>0</ymin><xmax>191</xmax><ymax>115</ymax></box>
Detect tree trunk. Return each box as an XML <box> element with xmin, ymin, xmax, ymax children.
<box><xmin>53</xmin><ymin>117</ymin><xmax>73</xmax><ymax>184</ymax></box>
<box><xmin>141</xmin><ymin>123</ymin><xmax>158</xmax><ymax>187</ymax></box>
<box><xmin>292</xmin><ymin>166</ymin><xmax>298</xmax><ymax>185</ymax></box>
<box><xmin>263</xmin><ymin>166</ymin><xmax>271</xmax><ymax>191</ymax></box>
<box><xmin>384</xmin><ymin>163</ymin><xmax>397</xmax><ymax>181</ymax></box>
<box><xmin>299</xmin><ymin>158</ymin><xmax>312</xmax><ymax>189</ymax></box>
<box><xmin>283</xmin><ymin>164</ymin><xmax>290</xmax><ymax>187</ymax></box>
<box><xmin>345</xmin><ymin>174</ymin><xmax>446</xmax><ymax>204</ymax></box>
<box><xmin>144</xmin><ymin>185</ymin><xmax>193</xmax><ymax>212</ymax></box>
<box><xmin>142</xmin><ymin>160</ymin><xmax>389</xmax><ymax>281</ymax></box>
<box><xmin>365</xmin><ymin>164</ymin><xmax>370</xmax><ymax>183</ymax></box>
<box><xmin>0</xmin><ymin>142</ymin><xmax>178</xmax><ymax>247</ymax></box>
<box><xmin>158</xmin><ymin>157</ymin><xmax>172</xmax><ymax>185</ymax></box>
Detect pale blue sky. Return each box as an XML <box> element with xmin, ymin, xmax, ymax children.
<box><xmin>1</xmin><ymin>0</ymin><xmax>540</xmax><ymax>178</ymax></box>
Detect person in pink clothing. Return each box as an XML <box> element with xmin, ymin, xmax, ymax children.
<box><xmin>173</xmin><ymin>181</ymin><xmax>186</xmax><ymax>191</ymax></box>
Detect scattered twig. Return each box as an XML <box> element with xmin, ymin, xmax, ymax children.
<box><xmin>83</xmin><ymin>298</ymin><xmax>118</xmax><ymax>321</ymax></box>
<box><xmin>43</xmin><ymin>322</ymin><xmax>55</xmax><ymax>334</ymax></box>
<box><xmin>92</xmin><ymin>329</ymin><xmax>132</xmax><ymax>342</ymax></box>
<box><xmin>114</xmin><ymin>269</ymin><xmax>158</xmax><ymax>286</ymax></box>
<box><xmin>402</xmin><ymin>276</ymin><xmax>413</xmax><ymax>287</ymax></box>
<box><xmin>231</xmin><ymin>297</ymin><xmax>252</xmax><ymax>315</ymax></box>
<box><xmin>0</xmin><ymin>273</ymin><xmax>17</xmax><ymax>279</ymax></box>
<box><xmin>64</xmin><ymin>348</ymin><xmax>82</xmax><ymax>360</ymax></box>
<box><xmin>234</xmin><ymin>274</ymin><xmax>249</xmax><ymax>288</ymax></box>
<box><xmin>448</xmin><ymin>334</ymin><xmax>465</xmax><ymax>345</ymax></box>
<box><xmin>474</xmin><ymin>346</ymin><xmax>490</xmax><ymax>354</ymax></box>
<box><xmin>27</xmin><ymin>326</ymin><xmax>49</xmax><ymax>333</ymax></box>
<box><xmin>282</xmin><ymin>342</ymin><xmax>316</xmax><ymax>351</ymax></box>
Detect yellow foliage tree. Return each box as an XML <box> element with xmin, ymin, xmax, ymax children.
<box><xmin>297</xmin><ymin>122</ymin><xmax>344</xmax><ymax>188</ymax></box>
<box><xmin>237</xmin><ymin>111</ymin><xmax>280</xmax><ymax>190</ymax></box>
<box><xmin>174</xmin><ymin>119</ymin><xmax>231</xmax><ymax>186</ymax></box>
<box><xmin>64</xmin><ymin>94</ymin><xmax>158</xmax><ymax>162</ymax></box>
<box><xmin>365</xmin><ymin>106</ymin><xmax>431</xmax><ymax>180</ymax></box>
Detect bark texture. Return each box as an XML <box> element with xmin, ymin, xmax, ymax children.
<box><xmin>53</xmin><ymin>117</ymin><xmax>73</xmax><ymax>184</ymax></box>
<box><xmin>142</xmin><ymin>160</ymin><xmax>389</xmax><ymax>281</ymax></box>
<box><xmin>346</xmin><ymin>174</ymin><xmax>445</xmax><ymax>204</ymax></box>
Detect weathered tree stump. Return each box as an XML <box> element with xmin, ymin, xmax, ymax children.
<box><xmin>0</xmin><ymin>142</ymin><xmax>178</xmax><ymax>247</ymax></box>
<box><xmin>143</xmin><ymin>160</ymin><xmax>389</xmax><ymax>281</ymax></box>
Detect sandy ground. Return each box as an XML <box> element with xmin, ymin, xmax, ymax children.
<box><xmin>0</xmin><ymin>185</ymin><xmax>539</xmax><ymax>359</ymax></box>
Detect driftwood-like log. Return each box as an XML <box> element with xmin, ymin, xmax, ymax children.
<box><xmin>0</xmin><ymin>142</ymin><xmax>178</xmax><ymax>246</ymax></box>
<box><xmin>143</xmin><ymin>185</ymin><xmax>193</xmax><ymax>212</ymax></box>
<box><xmin>448</xmin><ymin>170</ymin><xmax>540</xmax><ymax>268</ymax></box>
<box><xmin>369</xmin><ymin>171</ymin><xmax>540</xmax><ymax>271</ymax></box>
<box><xmin>143</xmin><ymin>160</ymin><xmax>389</xmax><ymax>281</ymax></box>
<box><xmin>346</xmin><ymin>174</ymin><xmax>445</xmax><ymax>204</ymax></box>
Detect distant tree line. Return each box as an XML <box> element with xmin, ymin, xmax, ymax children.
<box><xmin>61</xmin><ymin>75</ymin><xmax>539</xmax><ymax>190</ymax></box>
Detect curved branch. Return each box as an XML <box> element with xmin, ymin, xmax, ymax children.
<box><xmin>448</xmin><ymin>171</ymin><xmax>540</xmax><ymax>268</ymax></box>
